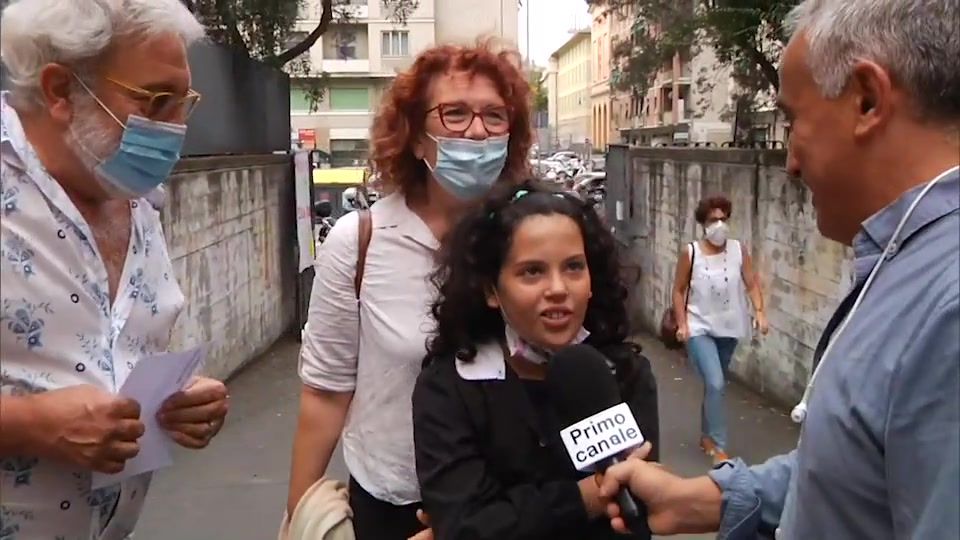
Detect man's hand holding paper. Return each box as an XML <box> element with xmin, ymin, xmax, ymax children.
<box><xmin>29</xmin><ymin>384</ymin><xmax>145</xmax><ymax>474</ymax></box>
<box><xmin>157</xmin><ymin>376</ymin><xmax>229</xmax><ymax>449</ymax></box>
<box><xmin>87</xmin><ymin>347</ymin><xmax>211</xmax><ymax>489</ymax></box>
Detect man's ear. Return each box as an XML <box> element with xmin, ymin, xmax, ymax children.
<box><xmin>38</xmin><ymin>63</ymin><xmax>75</xmax><ymax>124</ymax></box>
<box><xmin>849</xmin><ymin>59</ymin><xmax>893</xmax><ymax>139</ymax></box>
<box><xmin>485</xmin><ymin>283</ymin><xmax>499</xmax><ymax>309</ymax></box>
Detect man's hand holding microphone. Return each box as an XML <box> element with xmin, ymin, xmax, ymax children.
<box><xmin>596</xmin><ymin>443</ymin><xmax>722</xmax><ymax>535</ymax></box>
<box><xmin>408</xmin><ymin>442</ymin><xmax>705</xmax><ymax>540</ymax></box>
<box><xmin>550</xmin><ymin>345</ymin><xmax>723</xmax><ymax>537</ymax></box>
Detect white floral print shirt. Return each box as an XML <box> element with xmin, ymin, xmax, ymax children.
<box><xmin>0</xmin><ymin>93</ymin><xmax>184</xmax><ymax>539</ymax></box>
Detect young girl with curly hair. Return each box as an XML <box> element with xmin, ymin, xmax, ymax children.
<box><xmin>412</xmin><ymin>180</ymin><xmax>660</xmax><ymax>540</ymax></box>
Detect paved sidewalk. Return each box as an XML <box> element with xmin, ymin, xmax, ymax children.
<box><xmin>135</xmin><ymin>334</ymin><xmax>799</xmax><ymax>539</ymax></box>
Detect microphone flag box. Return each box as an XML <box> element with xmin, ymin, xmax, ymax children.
<box><xmin>559</xmin><ymin>402</ymin><xmax>644</xmax><ymax>472</ymax></box>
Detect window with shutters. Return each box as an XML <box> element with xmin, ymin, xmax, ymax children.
<box><xmin>290</xmin><ymin>85</ymin><xmax>313</xmax><ymax>112</ymax></box>
<box><xmin>328</xmin><ymin>87</ymin><xmax>370</xmax><ymax>110</ymax></box>
<box><xmin>381</xmin><ymin>30</ymin><xmax>410</xmax><ymax>57</ymax></box>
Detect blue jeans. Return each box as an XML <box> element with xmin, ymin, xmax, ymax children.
<box><xmin>686</xmin><ymin>335</ymin><xmax>739</xmax><ymax>450</ymax></box>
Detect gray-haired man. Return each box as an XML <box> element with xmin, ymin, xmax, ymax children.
<box><xmin>0</xmin><ymin>1</ymin><xmax>228</xmax><ymax>538</ymax></box>
<box><xmin>596</xmin><ymin>0</ymin><xmax>959</xmax><ymax>539</ymax></box>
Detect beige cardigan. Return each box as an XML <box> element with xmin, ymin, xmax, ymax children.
<box><xmin>279</xmin><ymin>478</ymin><xmax>355</xmax><ymax>540</ymax></box>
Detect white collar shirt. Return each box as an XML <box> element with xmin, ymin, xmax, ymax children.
<box><xmin>0</xmin><ymin>93</ymin><xmax>185</xmax><ymax>539</ymax></box>
<box><xmin>299</xmin><ymin>192</ymin><xmax>439</xmax><ymax>505</ymax></box>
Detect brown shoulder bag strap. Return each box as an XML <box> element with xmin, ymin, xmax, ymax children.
<box><xmin>354</xmin><ymin>209</ymin><xmax>373</xmax><ymax>299</ymax></box>
<box><xmin>685</xmin><ymin>242</ymin><xmax>695</xmax><ymax>307</ymax></box>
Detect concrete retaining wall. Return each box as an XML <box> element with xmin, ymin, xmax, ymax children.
<box><xmin>608</xmin><ymin>146</ymin><xmax>854</xmax><ymax>405</ymax></box>
<box><xmin>161</xmin><ymin>155</ymin><xmax>298</xmax><ymax>380</ymax></box>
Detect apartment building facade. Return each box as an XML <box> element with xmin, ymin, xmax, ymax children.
<box><xmin>546</xmin><ymin>30</ymin><xmax>591</xmax><ymax>151</ymax></box>
<box><xmin>627</xmin><ymin>46</ymin><xmax>735</xmax><ymax>146</ymax></box>
<box><xmin>604</xmin><ymin>5</ymin><xmax>636</xmax><ymax>145</ymax></box>
<box><xmin>594</xmin><ymin>3</ymin><xmax>732</xmax><ymax>147</ymax></box>
<box><xmin>588</xmin><ymin>4</ymin><xmax>612</xmax><ymax>152</ymax></box>
<box><xmin>290</xmin><ymin>0</ymin><xmax>518</xmax><ymax>165</ymax></box>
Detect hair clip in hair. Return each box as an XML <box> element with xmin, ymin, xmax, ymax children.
<box><xmin>489</xmin><ymin>188</ymin><xmax>569</xmax><ymax>219</ymax></box>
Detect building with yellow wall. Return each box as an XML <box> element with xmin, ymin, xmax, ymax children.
<box><xmin>546</xmin><ymin>30</ymin><xmax>591</xmax><ymax>150</ymax></box>
<box><xmin>589</xmin><ymin>4</ymin><xmax>612</xmax><ymax>152</ymax></box>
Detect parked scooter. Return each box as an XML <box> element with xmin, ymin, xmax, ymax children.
<box><xmin>587</xmin><ymin>187</ymin><xmax>605</xmax><ymax>217</ymax></box>
<box><xmin>341</xmin><ymin>186</ymin><xmax>368</xmax><ymax>213</ymax></box>
<box><xmin>313</xmin><ymin>200</ymin><xmax>337</xmax><ymax>245</ymax></box>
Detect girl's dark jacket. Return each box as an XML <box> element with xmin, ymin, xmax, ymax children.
<box><xmin>412</xmin><ymin>340</ymin><xmax>659</xmax><ymax>540</ymax></box>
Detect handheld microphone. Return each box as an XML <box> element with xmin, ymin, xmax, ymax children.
<box><xmin>546</xmin><ymin>344</ymin><xmax>652</xmax><ymax>538</ymax></box>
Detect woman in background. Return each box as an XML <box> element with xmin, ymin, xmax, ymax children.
<box><xmin>672</xmin><ymin>195</ymin><xmax>767</xmax><ymax>464</ymax></box>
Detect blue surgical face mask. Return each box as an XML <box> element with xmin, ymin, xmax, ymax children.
<box><xmin>96</xmin><ymin>115</ymin><xmax>186</xmax><ymax>197</ymax></box>
<box><xmin>424</xmin><ymin>134</ymin><xmax>509</xmax><ymax>200</ymax></box>
<box><xmin>74</xmin><ymin>77</ymin><xmax>187</xmax><ymax>198</ymax></box>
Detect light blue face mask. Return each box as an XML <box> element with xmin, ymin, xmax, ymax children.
<box><xmin>74</xmin><ymin>77</ymin><xmax>187</xmax><ymax>198</ymax></box>
<box><xmin>424</xmin><ymin>134</ymin><xmax>509</xmax><ymax>200</ymax></box>
<box><xmin>97</xmin><ymin>115</ymin><xmax>187</xmax><ymax>197</ymax></box>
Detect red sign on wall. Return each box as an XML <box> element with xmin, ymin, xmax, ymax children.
<box><xmin>298</xmin><ymin>129</ymin><xmax>317</xmax><ymax>149</ymax></box>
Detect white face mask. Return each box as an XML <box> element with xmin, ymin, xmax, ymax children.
<box><xmin>704</xmin><ymin>221</ymin><xmax>729</xmax><ymax>246</ymax></box>
<box><xmin>504</xmin><ymin>324</ymin><xmax>591</xmax><ymax>365</ymax></box>
<box><xmin>495</xmin><ymin>289</ymin><xmax>591</xmax><ymax>364</ymax></box>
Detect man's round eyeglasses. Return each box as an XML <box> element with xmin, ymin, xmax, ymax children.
<box><xmin>106</xmin><ymin>77</ymin><xmax>203</xmax><ymax>120</ymax></box>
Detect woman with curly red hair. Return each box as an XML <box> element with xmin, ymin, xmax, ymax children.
<box><xmin>286</xmin><ymin>39</ymin><xmax>533</xmax><ymax>540</ymax></box>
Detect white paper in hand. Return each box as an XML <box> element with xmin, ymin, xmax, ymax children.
<box><xmin>91</xmin><ymin>346</ymin><xmax>206</xmax><ymax>489</ymax></box>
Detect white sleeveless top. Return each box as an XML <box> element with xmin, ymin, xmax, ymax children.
<box><xmin>685</xmin><ymin>239</ymin><xmax>751</xmax><ymax>339</ymax></box>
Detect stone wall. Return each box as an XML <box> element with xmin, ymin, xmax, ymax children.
<box><xmin>161</xmin><ymin>155</ymin><xmax>298</xmax><ymax>380</ymax></box>
<box><xmin>608</xmin><ymin>146</ymin><xmax>854</xmax><ymax>406</ymax></box>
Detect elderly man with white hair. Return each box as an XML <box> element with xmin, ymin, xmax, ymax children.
<box><xmin>0</xmin><ymin>0</ymin><xmax>229</xmax><ymax>538</ymax></box>
<box><xmin>592</xmin><ymin>0</ymin><xmax>959</xmax><ymax>539</ymax></box>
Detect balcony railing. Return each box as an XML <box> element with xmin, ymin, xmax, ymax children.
<box><xmin>334</xmin><ymin>4</ymin><xmax>368</xmax><ymax>18</ymax></box>
<box><xmin>300</xmin><ymin>1</ymin><xmax>368</xmax><ymax>20</ymax></box>
<box><xmin>652</xmin><ymin>108</ymin><xmax>695</xmax><ymax>125</ymax></box>
<box><xmin>319</xmin><ymin>59</ymin><xmax>371</xmax><ymax>73</ymax></box>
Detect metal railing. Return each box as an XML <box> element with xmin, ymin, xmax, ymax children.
<box><xmin>650</xmin><ymin>140</ymin><xmax>786</xmax><ymax>150</ymax></box>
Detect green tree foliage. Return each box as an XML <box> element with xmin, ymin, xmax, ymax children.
<box><xmin>594</xmin><ymin>0</ymin><xmax>797</xmax><ymax>98</ymax></box>
<box><xmin>527</xmin><ymin>66</ymin><xmax>548</xmax><ymax>112</ymax></box>
<box><xmin>182</xmin><ymin>0</ymin><xmax>420</xmax><ymax>109</ymax></box>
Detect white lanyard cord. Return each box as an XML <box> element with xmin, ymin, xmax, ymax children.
<box><xmin>791</xmin><ymin>165</ymin><xmax>959</xmax><ymax>424</ymax></box>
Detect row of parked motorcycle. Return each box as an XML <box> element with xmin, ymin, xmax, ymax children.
<box><xmin>312</xmin><ymin>186</ymin><xmax>377</xmax><ymax>245</ymax></box>
<box><xmin>314</xmin><ymin>152</ymin><xmax>609</xmax><ymax>247</ymax></box>
<box><xmin>530</xmin><ymin>151</ymin><xmax>607</xmax><ymax>218</ymax></box>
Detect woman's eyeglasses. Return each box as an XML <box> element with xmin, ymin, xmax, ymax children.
<box><xmin>427</xmin><ymin>102</ymin><xmax>511</xmax><ymax>136</ymax></box>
